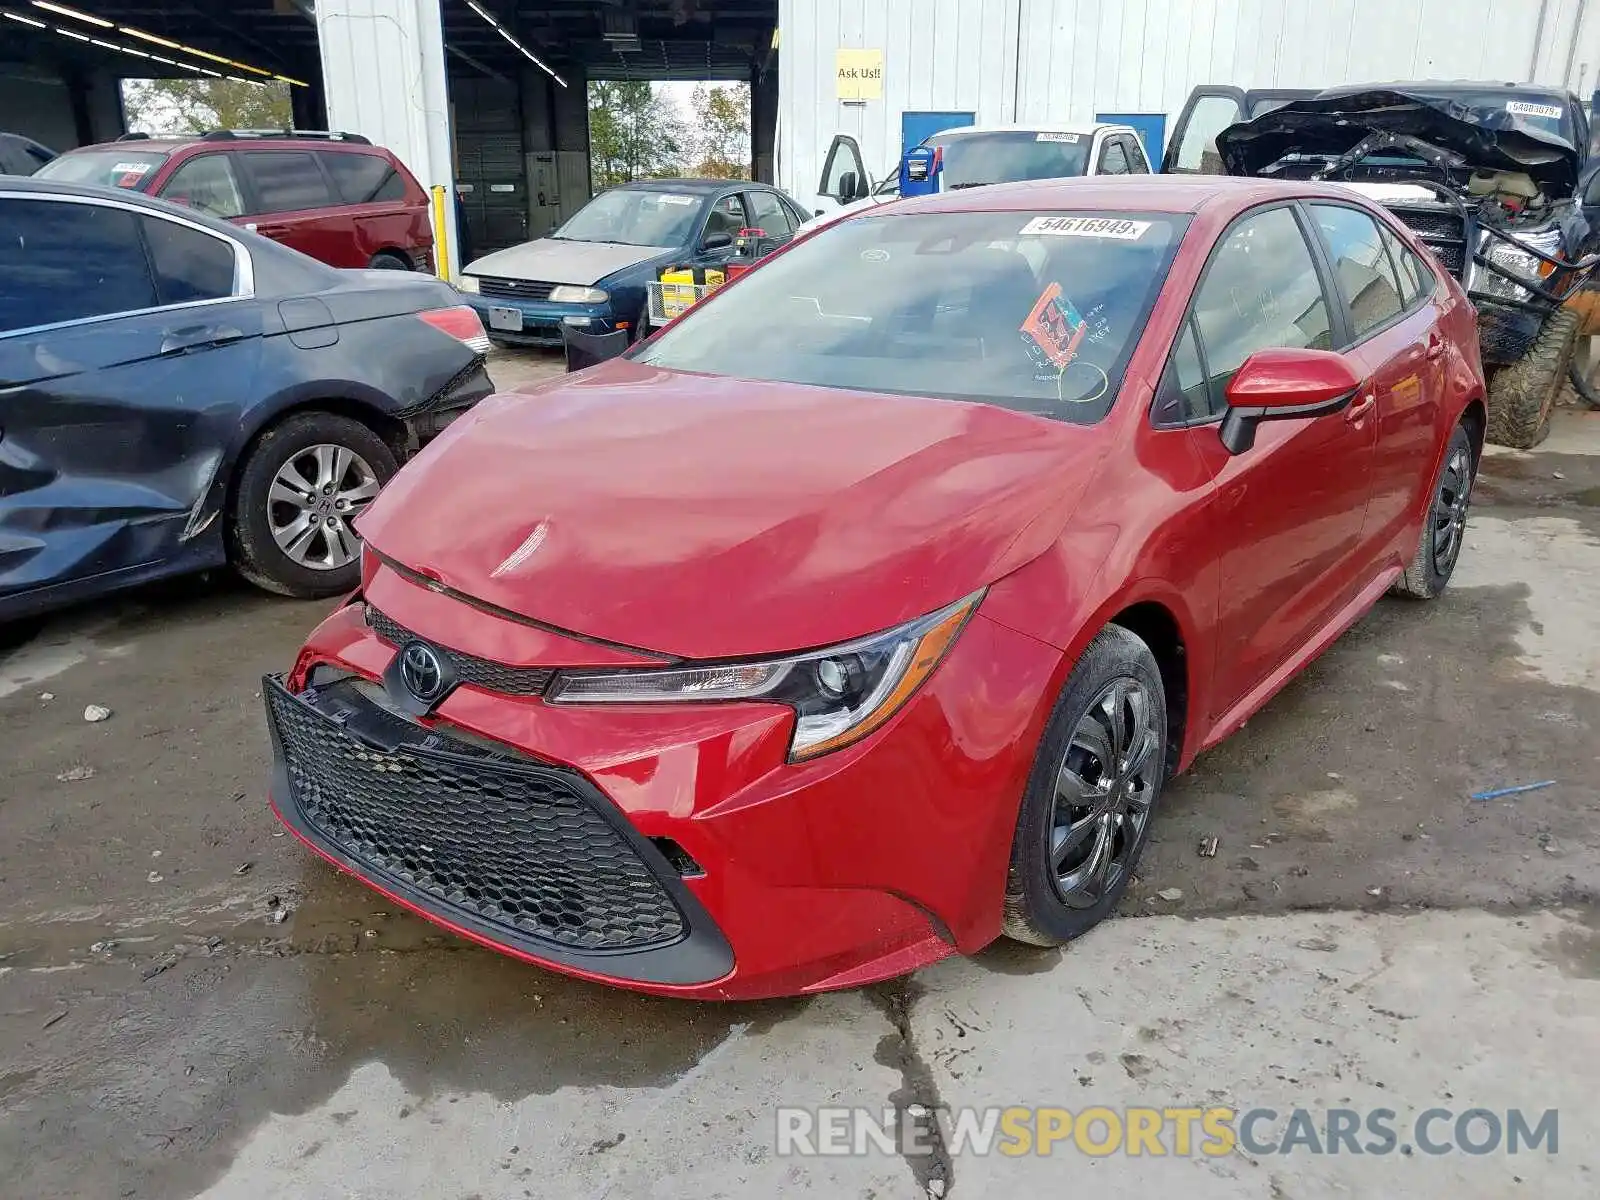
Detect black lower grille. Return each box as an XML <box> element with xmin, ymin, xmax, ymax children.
<box><xmin>366</xmin><ymin>605</ymin><xmax>554</xmax><ymax>696</ymax></box>
<box><xmin>478</xmin><ymin>277</ymin><xmax>555</xmax><ymax>301</ymax></box>
<box><xmin>266</xmin><ymin>679</ymin><xmax>686</xmax><ymax>952</ymax></box>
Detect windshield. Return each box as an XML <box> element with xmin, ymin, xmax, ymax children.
<box><xmin>1414</xmin><ymin>89</ymin><xmax>1575</xmax><ymax>143</ymax></box>
<box><xmin>35</xmin><ymin>149</ymin><xmax>168</xmax><ymax>189</ymax></box>
<box><xmin>553</xmin><ymin>187</ymin><xmax>703</xmax><ymax>246</ymax></box>
<box><xmin>930</xmin><ymin>131</ymin><xmax>1093</xmax><ymax>188</ymax></box>
<box><xmin>635</xmin><ymin>209</ymin><xmax>1189</xmax><ymax>424</ymax></box>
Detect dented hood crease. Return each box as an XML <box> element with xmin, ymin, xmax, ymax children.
<box><xmin>356</xmin><ymin>360</ymin><xmax>1105</xmax><ymax>660</ymax></box>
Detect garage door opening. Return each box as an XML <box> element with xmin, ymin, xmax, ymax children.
<box><xmin>588</xmin><ymin>78</ymin><xmax>751</xmax><ymax>187</ymax></box>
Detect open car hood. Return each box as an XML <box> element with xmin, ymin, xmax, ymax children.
<box><xmin>1215</xmin><ymin>88</ymin><xmax>1582</xmax><ymax>197</ymax></box>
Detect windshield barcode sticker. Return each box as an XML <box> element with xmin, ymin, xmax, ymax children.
<box><xmin>1507</xmin><ymin>101</ymin><xmax>1563</xmax><ymax>119</ymax></box>
<box><xmin>1020</xmin><ymin>216</ymin><xmax>1150</xmax><ymax>240</ymax></box>
<box><xmin>659</xmin><ymin>195</ymin><xmax>696</xmax><ymax>205</ymax></box>
<box><xmin>112</xmin><ymin>162</ymin><xmax>151</xmax><ymax>175</ymax></box>
<box><xmin>1036</xmin><ymin>132</ymin><xmax>1082</xmax><ymax>143</ymax></box>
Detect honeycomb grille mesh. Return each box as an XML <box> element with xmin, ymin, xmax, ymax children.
<box><xmin>267</xmin><ymin>684</ymin><xmax>686</xmax><ymax>951</ymax></box>
<box><xmin>366</xmin><ymin>606</ymin><xmax>554</xmax><ymax>696</ymax></box>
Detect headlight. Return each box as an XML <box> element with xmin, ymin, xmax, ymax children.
<box><xmin>547</xmin><ymin>591</ymin><xmax>983</xmax><ymax>760</ymax></box>
<box><xmin>457</xmin><ymin>275</ymin><xmax>480</xmax><ymax>294</ymax></box>
<box><xmin>548</xmin><ymin>285</ymin><xmax>609</xmax><ymax>304</ymax></box>
<box><xmin>1476</xmin><ymin>228</ymin><xmax>1562</xmax><ymax>301</ymax></box>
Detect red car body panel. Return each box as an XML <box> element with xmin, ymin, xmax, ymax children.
<box><xmin>272</xmin><ymin>177</ymin><xmax>1487</xmax><ymax>999</ymax></box>
<box><xmin>119</xmin><ymin>140</ymin><xmax>432</xmax><ymax>270</ymax></box>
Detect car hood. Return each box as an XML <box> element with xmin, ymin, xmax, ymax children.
<box><xmin>357</xmin><ymin>360</ymin><xmax>1107</xmax><ymax>660</ymax></box>
<box><xmin>1216</xmin><ymin>88</ymin><xmax>1582</xmax><ymax>197</ymax></box>
<box><xmin>462</xmin><ymin>239</ymin><xmax>673</xmax><ymax>285</ymax></box>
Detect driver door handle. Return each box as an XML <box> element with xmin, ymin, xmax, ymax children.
<box><xmin>1346</xmin><ymin>388</ymin><xmax>1377</xmax><ymax>423</ymax></box>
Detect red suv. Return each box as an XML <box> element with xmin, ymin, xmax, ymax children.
<box><xmin>36</xmin><ymin>130</ymin><xmax>434</xmax><ymax>272</ymax></box>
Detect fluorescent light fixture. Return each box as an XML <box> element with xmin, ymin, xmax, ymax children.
<box><xmin>147</xmin><ymin>53</ymin><xmax>178</xmax><ymax>65</ymax></box>
<box><xmin>32</xmin><ymin>0</ymin><xmax>111</xmax><ymax>27</ymax></box>
<box><xmin>3</xmin><ymin>10</ymin><xmax>47</xmax><ymax>27</ymax></box>
<box><xmin>119</xmin><ymin>26</ymin><xmax>180</xmax><ymax>50</ymax></box>
<box><xmin>55</xmin><ymin>26</ymin><xmax>90</xmax><ymax>41</ymax></box>
<box><xmin>198</xmin><ymin>67</ymin><xmax>221</xmax><ymax>76</ymax></box>
<box><xmin>464</xmin><ymin>0</ymin><xmax>566</xmax><ymax>87</ymax></box>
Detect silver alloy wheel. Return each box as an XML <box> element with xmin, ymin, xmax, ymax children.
<box><xmin>1049</xmin><ymin>677</ymin><xmax>1159</xmax><ymax>909</ymax></box>
<box><xmin>267</xmin><ymin>443</ymin><xmax>382</xmax><ymax>570</ymax></box>
<box><xmin>1432</xmin><ymin>445</ymin><xmax>1472</xmax><ymax>576</ymax></box>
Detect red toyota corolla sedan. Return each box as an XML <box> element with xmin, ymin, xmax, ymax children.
<box><xmin>266</xmin><ymin>177</ymin><xmax>1485</xmax><ymax>999</ymax></box>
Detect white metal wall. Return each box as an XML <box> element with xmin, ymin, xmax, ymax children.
<box><xmin>778</xmin><ymin>0</ymin><xmax>1600</xmax><ymax>201</ymax></box>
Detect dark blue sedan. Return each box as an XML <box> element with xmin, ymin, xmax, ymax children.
<box><xmin>0</xmin><ymin>178</ymin><xmax>493</xmax><ymax>621</ymax></box>
<box><xmin>457</xmin><ymin>178</ymin><xmax>809</xmax><ymax>347</ymax></box>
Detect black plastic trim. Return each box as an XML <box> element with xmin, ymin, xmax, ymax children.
<box><xmin>263</xmin><ymin>674</ymin><xmax>734</xmax><ymax>986</ymax></box>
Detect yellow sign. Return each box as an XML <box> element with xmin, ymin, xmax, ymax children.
<box><xmin>835</xmin><ymin>48</ymin><xmax>883</xmax><ymax>100</ymax></box>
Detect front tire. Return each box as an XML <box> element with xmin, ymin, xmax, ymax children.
<box><xmin>1392</xmin><ymin>422</ymin><xmax>1475</xmax><ymax>601</ymax></box>
<box><xmin>1002</xmin><ymin>625</ymin><xmax>1168</xmax><ymax>947</ymax></box>
<box><xmin>368</xmin><ymin>251</ymin><xmax>412</xmax><ymax>271</ymax></box>
<box><xmin>229</xmin><ymin>412</ymin><xmax>398</xmax><ymax>598</ymax></box>
<box><xmin>1486</xmin><ymin>307</ymin><xmax>1580</xmax><ymax>449</ymax></box>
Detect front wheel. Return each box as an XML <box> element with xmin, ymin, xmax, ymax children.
<box><xmin>1486</xmin><ymin>307</ymin><xmax>1580</xmax><ymax>448</ymax></box>
<box><xmin>229</xmin><ymin>412</ymin><xmax>398</xmax><ymax>598</ymax></box>
<box><xmin>1002</xmin><ymin>625</ymin><xmax>1168</xmax><ymax>946</ymax></box>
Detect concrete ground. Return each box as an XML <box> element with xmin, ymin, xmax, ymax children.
<box><xmin>0</xmin><ymin>355</ymin><xmax>1597</xmax><ymax>1197</ymax></box>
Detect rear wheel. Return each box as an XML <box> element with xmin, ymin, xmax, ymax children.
<box><xmin>368</xmin><ymin>251</ymin><xmax>412</xmax><ymax>271</ymax></box>
<box><xmin>1392</xmin><ymin>423</ymin><xmax>1475</xmax><ymax>601</ymax></box>
<box><xmin>1486</xmin><ymin>307</ymin><xmax>1580</xmax><ymax>448</ymax></box>
<box><xmin>1002</xmin><ymin>625</ymin><xmax>1168</xmax><ymax>947</ymax></box>
<box><xmin>229</xmin><ymin>412</ymin><xmax>397</xmax><ymax>598</ymax></box>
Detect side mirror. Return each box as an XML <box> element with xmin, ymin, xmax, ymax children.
<box><xmin>701</xmin><ymin>231</ymin><xmax>734</xmax><ymax>251</ymax></box>
<box><xmin>837</xmin><ymin>170</ymin><xmax>858</xmax><ymax>202</ymax></box>
<box><xmin>1218</xmin><ymin>348</ymin><xmax>1363</xmax><ymax>455</ymax></box>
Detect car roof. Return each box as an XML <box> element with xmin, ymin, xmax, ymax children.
<box><xmin>610</xmin><ymin>177</ymin><xmax>772</xmax><ymax>194</ymax></box>
<box><xmin>61</xmin><ymin>137</ymin><xmax>385</xmax><ymax>154</ymax></box>
<box><xmin>880</xmin><ymin>173</ymin><xmax>1362</xmax><ymax>217</ymax></box>
<box><xmin>1320</xmin><ymin>79</ymin><xmax>1574</xmax><ymax>100</ymax></box>
<box><xmin>933</xmin><ymin>122</ymin><xmax>1125</xmax><ymax>139</ymax></box>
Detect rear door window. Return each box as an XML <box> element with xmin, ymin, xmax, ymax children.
<box><xmin>158</xmin><ymin>154</ymin><xmax>246</xmax><ymax>219</ymax></box>
<box><xmin>323</xmin><ymin>152</ymin><xmax>406</xmax><ymax>204</ymax></box>
<box><xmin>1379</xmin><ymin>225</ymin><xmax>1435</xmax><ymax>306</ymax></box>
<box><xmin>141</xmin><ymin>215</ymin><xmax>238</xmax><ymax>305</ymax></box>
<box><xmin>1309</xmin><ymin>204</ymin><xmax>1406</xmax><ymax>337</ymax></box>
<box><xmin>0</xmin><ymin>198</ymin><xmax>158</xmax><ymax>333</ymax></box>
<box><xmin>237</xmin><ymin>151</ymin><xmax>336</xmax><ymax>214</ymax></box>
<box><xmin>745</xmin><ymin>190</ymin><xmax>795</xmax><ymax>236</ymax></box>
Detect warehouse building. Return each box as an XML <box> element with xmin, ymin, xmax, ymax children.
<box><xmin>2</xmin><ymin>0</ymin><xmax>1596</xmax><ymax>275</ymax></box>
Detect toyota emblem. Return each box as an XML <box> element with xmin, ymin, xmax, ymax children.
<box><xmin>398</xmin><ymin>641</ymin><xmax>446</xmax><ymax>703</ymax></box>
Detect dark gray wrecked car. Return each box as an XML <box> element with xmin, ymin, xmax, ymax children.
<box><xmin>1217</xmin><ymin>86</ymin><xmax>1598</xmax><ymax>448</ymax></box>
